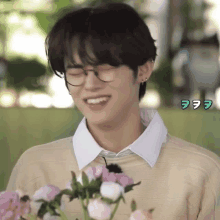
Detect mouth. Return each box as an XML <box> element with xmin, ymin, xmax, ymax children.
<box><xmin>83</xmin><ymin>96</ymin><xmax>112</xmax><ymax>111</ymax></box>
<box><xmin>83</xmin><ymin>95</ymin><xmax>112</xmax><ymax>103</ymax></box>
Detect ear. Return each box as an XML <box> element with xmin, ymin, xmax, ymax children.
<box><xmin>136</xmin><ymin>60</ymin><xmax>154</xmax><ymax>84</ymax></box>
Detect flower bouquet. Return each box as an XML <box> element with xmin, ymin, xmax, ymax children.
<box><xmin>1</xmin><ymin>158</ymin><xmax>154</xmax><ymax>220</ymax></box>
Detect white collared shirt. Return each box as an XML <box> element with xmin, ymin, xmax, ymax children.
<box><xmin>73</xmin><ymin>108</ymin><xmax>168</xmax><ymax>170</ymax></box>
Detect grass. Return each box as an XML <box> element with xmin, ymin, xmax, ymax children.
<box><xmin>1</xmin><ymin>106</ymin><xmax>220</xmax><ymax>192</ymax></box>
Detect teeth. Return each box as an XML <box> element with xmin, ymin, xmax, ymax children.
<box><xmin>87</xmin><ymin>96</ymin><xmax>109</xmax><ymax>104</ymax></box>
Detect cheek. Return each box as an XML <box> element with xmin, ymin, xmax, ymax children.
<box><xmin>115</xmin><ymin>78</ymin><xmax>136</xmax><ymax>98</ymax></box>
<box><xmin>69</xmin><ymin>90</ymin><xmax>82</xmax><ymax>103</ymax></box>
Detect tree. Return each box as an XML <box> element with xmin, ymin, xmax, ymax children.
<box><xmin>159</xmin><ymin>0</ymin><xmax>214</xmax><ymax>108</ymax></box>
<box><xmin>5</xmin><ymin>57</ymin><xmax>49</xmax><ymax>106</ymax></box>
<box><xmin>168</xmin><ymin>0</ymin><xmax>214</xmax><ymax>60</ymax></box>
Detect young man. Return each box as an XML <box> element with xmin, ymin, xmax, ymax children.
<box><xmin>6</xmin><ymin>2</ymin><xmax>220</xmax><ymax>220</ymax></box>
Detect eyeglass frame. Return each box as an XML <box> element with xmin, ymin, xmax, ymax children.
<box><xmin>64</xmin><ymin>59</ymin><xmax>154</xmax><ymax>87</ymax></box>
<box><xmin>64</xmin><ymin>64</ymin><xmax>118</xmax><ymax>87</ymax></box>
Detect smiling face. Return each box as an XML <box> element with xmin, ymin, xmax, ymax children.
<box><xmin>63</xmin><ymin>35</ymin><xmax>154</xmax><ymax>129</ymax></box>
<box><xmin>46</xmin><ymin>3</ymin><xmax>157</xmax><ymax>124</ymax></box>
<box><xmin>64</xmin><ymin>51</ymin><xmax>141</xmax><ymax>127</ymax></box>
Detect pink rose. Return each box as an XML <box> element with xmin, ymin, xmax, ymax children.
<box><xmin>18</xmin><ymin>199</ymin><xmax>32</xmax><ymax>219</ymax></box>
<box><xmin>0</xmin><ymin>190</ymin><xmax>31</xmax><ymax>220</ymax></box>
<box><xmin>102</xmin><ymin>167</ymin><xmax>117</xmax><ymax>182</ymax></box>
<box><xmin>2</xmin><ymin>210</ymin><xmax>14</xmax><ymax>220</ymax></box>
<box><xmin>87</xmin><ymin>165</ymin><xmax>104</xmax><ymax>179</ymax></box>
<box><xmin>92</xmin><ymin>165</ymin><xmax>104</xmax><ymax>178</ymax></box>
<box><xmin>0</xmin><ymin>191</ymin><xmax>20</xmax><ymax>219</ymax></box>
<box><xmin>76</xmin><ymin>165</ymin><xmax>105</xmax><ymax>186</ymax></box>
<box><xmin>115</xmin><ymin>173</ymin><xmax>134</xmax><ymax>188</ymax></box>
<box><xmin>32</xmin><ymin>184</ymin><xmax>60</xmax><ymax>202</ymax></box>
<box><xmin>101</xmin><ymin>167</ymin><xmax>134</xmax><ymax>187</ymax></box>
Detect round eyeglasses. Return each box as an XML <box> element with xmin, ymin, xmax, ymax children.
<box><xmin>65</xmin><ymin>64</ymin><xmax>117</xmax><ymax>86</ymax></box>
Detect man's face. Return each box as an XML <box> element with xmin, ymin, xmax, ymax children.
<box><xmin>64</xmin><ymin>51</ymin><xmax>140</xmax><ymax>126</ymax></box>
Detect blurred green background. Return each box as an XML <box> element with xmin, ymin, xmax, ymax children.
<box><xmin>0</xmin><ymin>0</ymin><xmax>220</xmax><ymax>193</ymax></box>
<box><xmin>1</xmin><ymin>107</ymin><xmax>220</xmax><ymax>192</ymax></box>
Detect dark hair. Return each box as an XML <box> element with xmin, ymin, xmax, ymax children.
<box><xmin>45</xmin><ymin>2</ymin><xmax>157</xmax><ymax>102</ymax></box>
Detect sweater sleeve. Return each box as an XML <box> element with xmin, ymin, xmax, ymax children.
<box><xmin>196</xmin><ymin>156</ymin><xmax>220</xmax><ymax>220</ymax></box>
<box><xmin>6</xmin><ymin>152</ymin><xmax>26</xmax><ymax>193</ymax></box>
<box><xmin>6</xmin><ymin>150</ymin><xmax>49</xmax><ymax>197</ymax></box>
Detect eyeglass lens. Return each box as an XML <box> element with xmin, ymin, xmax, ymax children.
<box><xmin>65</xmin><ymin>65</ymin><xmax>116</xmax><ymax>86</ymax></box>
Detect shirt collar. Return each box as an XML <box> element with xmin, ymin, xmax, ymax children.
<box><xmin>72</xmin><ymin>108</ymin><xmax>168</xmax><ymax>170</ymax></box>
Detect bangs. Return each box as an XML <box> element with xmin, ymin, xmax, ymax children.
<box><xmin>63</xmin><ymin>8</ymin><xmax>136</xmax><ymax>69</ymax></box>
<box><xmin>63</xmin><ymin>7</ymin><xmax>147</xmax><ymax>69</ymax></box>
<box><xmin>64</xmin><ymin>33</ymin><xmax>124</xmax><ymax>68</ymax></box>
<box><xmin>46</xmin><ymin>3</ymin><xmax>157</xmax><ymax>77</ymax></box>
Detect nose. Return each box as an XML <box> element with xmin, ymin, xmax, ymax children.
<box><xmin>84</xmin><ymin>70</ymin><xmax>103</xmax><ymax>88</ymax></box>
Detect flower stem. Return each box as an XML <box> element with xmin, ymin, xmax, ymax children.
<box><xmin>85</xmin><ymin>190</ymin><xmax>91</xmax><ymax>220</ymax></box>
<box><xmin>86</xmin><ymin>189</ymin><xmax>89</xmax><ymax>206</ymax></box>
<box><xmin>53</xmin><ymin>203</ymin><xmax>69</xmax><ymax>220</ymax></box>
<box><xmin>79</xmin><ymin>196</ymin><xmax>88</xmax><ymax>220</ymax></box>
<box><xmin>109</xmin><ymin>199</ymin><xmax>120</xmax><ymax>220</ymax></box>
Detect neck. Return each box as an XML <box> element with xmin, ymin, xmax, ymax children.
<box><xmin>86</xmin><ymin>106</ymin><xmax>146</xmax><ymax>153</ymax></box>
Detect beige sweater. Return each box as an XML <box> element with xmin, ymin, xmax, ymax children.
<box><xmin>6</xmin><ymin>134</ymin><xmax>220</xmax><ymax>220</ymax></box>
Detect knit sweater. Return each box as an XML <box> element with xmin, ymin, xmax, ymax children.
<box><xmin>6</xmin><ymin>134</ymin><xmax>220</xmax><ymax>220</ymax></box>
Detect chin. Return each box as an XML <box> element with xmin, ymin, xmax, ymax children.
<box><xmin>86</xmin><ymin>111</ymin><xmax>114</xmax><ymax>126</ymax></box>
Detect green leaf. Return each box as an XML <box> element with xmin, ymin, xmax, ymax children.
<box><xmin>86</xmin><ymin>179</ymin><xmax>102</xmax><ymax>198</ymax></box>
<box><xmin>124</xmin><ymin>181</ymin><xmax>141</xmax><ymax>193</ymax></box>
<box><xmin>89</xmin><ymin>178</ymin><xmax>102</xmax><ymax>188</ymax></box>
<box><xmin>149</xmin><ymin>208</ymin><xmax>155</xmax><ymax>213</ymax></box>
<box><xmin>57</xmin><ymin>188</ymin><xmax>79</xmax><ymax>202</ymax></box>
<box><xmin>76</xmin><ymin>181</ymin><xmax>83</xmax><ymax>191</ymax></box>
<box><xmin>37</xmin><ymin>202</ymin><xmax>48</xmax><ymax>219</ymax></box>
<box><xmin>71</xmin><ymin>171</ymin><xmax>77</xmax><ymax>184</ymax></box>
<box><xmin>131</xmin><ymin>199</ymin><xmax>137</xmax><ymax>212</ymax></box>
<box><xmin>82</xmin><ymin>171</ymin><xmax>89</xmax><ymax>187</ymax></box>
<box><xmin>48</xmin><ymin>202</ymin><xmax>61</xmax><ymax>217</ymax></box>
<box><xmin>35</xmin><ymin>199</ymin><xmax>47</xmax><ymax>203</ymax></box>
<box><xmin>70</xmin><ymin>182</ymin><xmax>78</xmax><ymax>192</ymax></box>
<box><xmin>101</xmin><ymin>197</ymin><xmax>114</xmax><ymax>204</ymax></box>
<box><xmin>69</xmin><ymin>191</ymin><xmax>79</xmax><ymax>202</ymax></box>
<box><xmin>89</xmin><ymin>179</ymin><xmax>98</xmax><ymax>187</ymax></box>
<box><xmin>53</xmin><ymin>192</ymin><xmax>63</xmax><ymax>206</ymax></box>
<box><xmin>121</xmin><ymin>195</ymin><xmax>126</xmax><ymax>204</ymax></box>
<box><xmin>59</xmin><ymin>189</ymin><xmax>73</xmax><ymax>196</ymax></box>
<box><xmin>46</xmin><ymin>205</ymin><xmax>55</xmax><ymax>216</ymax></box>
